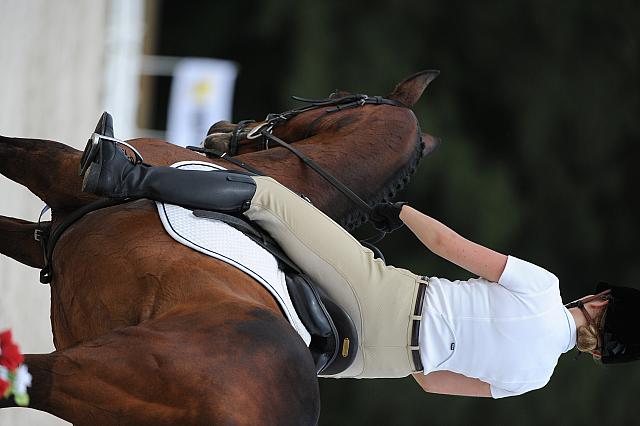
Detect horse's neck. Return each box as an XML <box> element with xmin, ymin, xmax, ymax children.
<box><xmin>237</xmin><ymin>107</ymin><xmax>421</xmax><ymax>225</ymax></box>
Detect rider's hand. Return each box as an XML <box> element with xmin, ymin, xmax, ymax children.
<box><xmin>370</xmin><ymin>202</ymin><xmax>407</xmax><ymax>233</ymax></box>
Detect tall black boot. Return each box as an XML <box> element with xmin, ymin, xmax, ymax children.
<box><xmin>80</xmin><ymin>138</ymin><xmax>256</xmax><ymax>212</ymax></box>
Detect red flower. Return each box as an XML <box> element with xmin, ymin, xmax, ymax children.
<box><xmin>0</xmin><ymin>378</ymin><xmax>8</xmax><ymax>396</ymax></box>
<box><xmin>0</xmin><ymin>330</ymin><xmax>24</xmax><ymax>370</ymax></box>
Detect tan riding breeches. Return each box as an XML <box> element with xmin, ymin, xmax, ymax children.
<box><xmin>244</xmin><ymin>176</ymin><xmax>425</xmax><ymax>378</ymax></box>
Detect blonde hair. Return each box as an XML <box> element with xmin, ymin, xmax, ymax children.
<box><xmin>576</xmin><ymin>306</ymin><xmax>608</xmax><ymax>355</ymax></box>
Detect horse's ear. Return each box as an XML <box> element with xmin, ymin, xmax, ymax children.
<box><xmin>387</xmin><ymin>70</ymin><xmax>439</xmax><ymax>107</ymax></box>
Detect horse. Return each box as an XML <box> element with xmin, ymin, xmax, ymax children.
<box><xmin>0</xmin><ymin>70</ymin><xmax>439</xmax><ymax>425</ymax></box>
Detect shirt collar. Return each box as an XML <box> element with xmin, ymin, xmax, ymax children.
<box><xmin>563</xmin><ymin>306</ymin><xmax>577</xmax><ymax>352</ymax></box>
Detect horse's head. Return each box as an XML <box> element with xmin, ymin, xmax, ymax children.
<box><xmin>207</xmin><ymin>70</ymin><xmax>440</xmax><ymax>231</ymax></box>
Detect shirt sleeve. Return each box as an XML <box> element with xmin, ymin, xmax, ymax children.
<box><xmin>490</xmin><ymin>378</ymin><xmax>551</xmax><ymax>399</ymax></box>
<box><xmin>498</xmin><ymin>255</ymin><xmax>559</xmax><ymax>295</ymax></box>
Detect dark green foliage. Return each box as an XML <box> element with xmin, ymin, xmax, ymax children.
<box><xmin>157</xmin><ymin>1</ymin><xmax>639</xmax><ymax>423</ymax></box>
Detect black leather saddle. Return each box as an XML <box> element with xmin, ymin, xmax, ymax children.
<box><xmin>285</xmin><ymin>273</ymin><xmax>358</xmax><ymax>375</ymax></box>
<box><xmin>192</xmin><ymin>209</ymin><xmax>358</xmax><ymax>375</ymax></box>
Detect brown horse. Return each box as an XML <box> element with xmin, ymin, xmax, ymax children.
<box><xmin>0</xmin><ymin>71</ymin><xmax>438</xmax><ymax>425</ymax></box>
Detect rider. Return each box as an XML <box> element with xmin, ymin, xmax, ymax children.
<box><xmin>79</xmin><ymin>133</ymin><xmax>640</xmax><ymax>398</ymax></box>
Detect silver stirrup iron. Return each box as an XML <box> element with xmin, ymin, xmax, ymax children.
<box><xmin>79</xmin><ymin>133</ymin><xmax>145</xmax><ymax>176</ymax></box>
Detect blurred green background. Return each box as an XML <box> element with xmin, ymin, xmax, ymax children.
<box><xmin>155</xmin><ymin>1</ymin><xmax>639</xmax><ymax>424</ymax></box>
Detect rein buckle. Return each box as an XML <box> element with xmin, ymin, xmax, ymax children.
<box><xmin>246</xmin><ymin>122</ymin><xmax>271</xmax><ymax>140</ymax></box>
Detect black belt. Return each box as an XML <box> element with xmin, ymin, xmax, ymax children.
<box><xmin>410</xmin><ymin>277</ymin><xmax>429</xmax><ymax>371</ymax></box>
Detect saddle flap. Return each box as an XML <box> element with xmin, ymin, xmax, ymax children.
<box><xmin>314</xmin><ymin>286</ymin><xmax>359</xmax><ymax>376</ymax></box>
<box><xmin>285</xmin><ymin>273</ymin><xmax>358</xmax><ymax>375</ymax></box>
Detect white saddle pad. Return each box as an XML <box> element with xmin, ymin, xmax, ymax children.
<box><xmin>155</xmin><ymin>161</ymin><xmax>311</xmax><ymax>345</ymax></box>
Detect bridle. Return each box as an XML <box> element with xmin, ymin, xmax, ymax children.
<box><xmin>206</xmin><ymin>93</ymin><xmax>408</xmax><ymax>156</ymax></box>
<box><xmin>248</xmin><ymin>94</ymin><xmax>407</xmax><ymax>145</ymax></box>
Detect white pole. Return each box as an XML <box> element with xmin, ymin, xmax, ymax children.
<box><xmin>103</xmin><ymin>0</ymin><xmax>145</xmax><ymax>139</ymax></box>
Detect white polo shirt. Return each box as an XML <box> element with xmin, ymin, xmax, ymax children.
<box><xmin>419</xmin><ymin>256</ymin><xmax>576</xmax><ymax>398</ymax></box>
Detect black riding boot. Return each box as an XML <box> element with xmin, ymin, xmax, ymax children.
<box><xmin>80</xmin><ymin>138</ymin><xmax>256</xmax><ymax>212</ymax></box>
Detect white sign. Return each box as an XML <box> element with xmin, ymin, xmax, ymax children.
<box><xmin>166</xmin><ymin>58</ymin><xmax>238</xmax><ymax>147</ymax></box>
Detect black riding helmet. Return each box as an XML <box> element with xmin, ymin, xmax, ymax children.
<box><xmin>565</xmin><ymin>283</ymin><xmax>640</xmax><ymax>364</ymax></box>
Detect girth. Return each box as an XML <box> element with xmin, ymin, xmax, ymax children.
<box><xmin>193</xmin><ymin>209</ymin><xmax>358</xmax><ymax>375</ymax></box>
<box><xmin>37</xmin><ymin>198</ymin><xmax>132</xmax><ymax>284</ymax></box>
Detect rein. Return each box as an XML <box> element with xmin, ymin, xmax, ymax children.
<box><xmin>258</xmin><ymin>129</ymin><xmax>374</xmax><ymax>214</ymax></box>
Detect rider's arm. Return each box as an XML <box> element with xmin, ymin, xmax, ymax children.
<box><xmin>412</xmin><ymin>371</ymin><xmax>492</xmax><ymax>397</ymax></box>
<box><xmin>399</xmin><ymin>206</ymin><xmax>507</xmax><ymax>283</ymax></box>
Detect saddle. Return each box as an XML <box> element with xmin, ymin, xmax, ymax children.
<box><xmin>192</xmin><ymin>210</ymin><xmax>358</xmax><ymax>375</ymax></box>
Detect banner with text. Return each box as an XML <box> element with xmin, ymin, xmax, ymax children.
<box><xmin>166</xmin><ymin>58</ymin><xmax>238</xmax><ymax>147</ymax></box>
